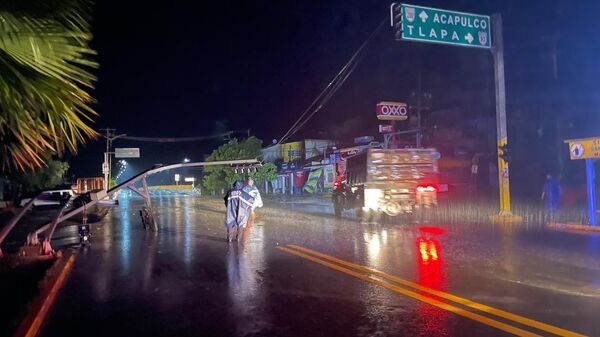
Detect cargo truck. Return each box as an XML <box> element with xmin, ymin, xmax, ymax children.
<box><xmin>333</xmin><ymin>148</ymin><xmax>439</xmax><ymax>217</ymax></box>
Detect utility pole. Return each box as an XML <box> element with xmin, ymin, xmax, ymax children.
<box><xmin>544</xmin><ymin>35</ymin><xmax>564</xmax><ymax>174</ymax></box>
<box><xmin>416</xmin><ymin>65</ymin><xmax>423</xmax><ymax>148</ymax></box>
<box><xmin>490</xmin><ymin>15</ymin><xmax>520</xmax><ymax>222</ymax></box>
<box><xmin>410</xmin><ymin>65</ymin><xmax>430</xmax><ymax>149</ymax></box>
<box><xmin>100</xmin><ymin>128</ymin><xmax>127</xmax><ymax>190</ymax></box>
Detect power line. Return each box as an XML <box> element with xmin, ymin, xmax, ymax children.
<box><xmin>120</xmin><ymin>132</ymin><xmax>235</xmax><ymax>143</ymax></box>
<box><xmin>278</xmin><ymin>18</ymin><xmax>387</xmax><ymax>144</ymax></box>
<box><xmin>285</xmin><ymin>24</ymin><xmax>382</xmax><ymax>138</ymax></box>
<box><xmin>285</xmin><ymin>45</ymin><xmax>367</xmax><ymax>140</ymax></box>
<box><xmin>278</xmin><ymin>52</ymin><xmax>355</xmax><ymax>143</ymax></box>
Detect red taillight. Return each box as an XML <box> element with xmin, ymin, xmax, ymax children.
<box><xmin>417</xmin><ymin>185</ymin><xmax>437</xmax><ymax>193</ymax></box>
<box><xmin>334</xmin><ymin>175</ymin><xmax>345</xmax><ymax>189</ymax></box>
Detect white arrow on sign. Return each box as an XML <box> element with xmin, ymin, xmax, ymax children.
<box><xmin>465</xmin><ymin>33</ymin><xmax>474</xmax><ymax>44</ymax></box>
<box><xmin>419</xmin><ymin>11</ymin><xmax>429</xmax><ymax>23</ymax></box>
<box><xmin>570</xmin><ymin>143</ymin><xmax>584</xmax><ymax>158</ymax></box>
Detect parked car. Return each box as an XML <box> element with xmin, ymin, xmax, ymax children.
<box><xmin>20</xmin><ymin>189</ymin><xmax>74</xmax><ymax>208</ymax></box>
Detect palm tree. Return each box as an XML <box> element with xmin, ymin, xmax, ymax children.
<box><xmin>0</xmin><ymin>0</ymin><xmax>98</xmax><ymax>171</ymax></box>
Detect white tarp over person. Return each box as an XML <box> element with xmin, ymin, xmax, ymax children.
<box><xmin>243</xmin><ymin>177</ymin><xmax>263</xmax><ymax>209</ymax></box>
<box><xmin>224</xmin><ymin>181</ymin><xmax>255</xmax><ymax>242</ymax></box>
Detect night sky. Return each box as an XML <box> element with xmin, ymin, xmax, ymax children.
<box><xmin>70</xmin><ymin>0</ymin><xmax>600</xmax><ymax>195</ymax></box>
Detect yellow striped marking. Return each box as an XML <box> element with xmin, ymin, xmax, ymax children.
<box><xmin>288</xmin><ymin>244</ymin><xmax>585</xmax><ymax>337</ymax></box>
<box><xmin>280</xmin><ymin>245</ymin><xmax>587</xmax><ymax>337</ymax></box>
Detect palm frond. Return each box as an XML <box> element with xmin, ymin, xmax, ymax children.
<box><xmin>0</xmin><ymin>0</ymin><xmax>98</xmax><ymax>171</ymax></box>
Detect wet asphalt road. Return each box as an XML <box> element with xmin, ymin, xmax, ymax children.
<box><xmin>39</xmin><ymin>192</ymin><xmax>600</xmax><ymax>337</ymax></box>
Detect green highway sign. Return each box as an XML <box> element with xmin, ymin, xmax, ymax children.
<box><xmin>397</xmin><ymin>3</ymin><xmax>491</xmax><ymax>49</ymax></box>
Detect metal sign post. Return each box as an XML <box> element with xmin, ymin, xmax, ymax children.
<box><xmin>586</xmin><ymin>159</ymin><xmax>597</xmax><ymax>226</ymax></box>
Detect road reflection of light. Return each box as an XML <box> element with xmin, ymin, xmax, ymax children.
<box><xmin>183</xmin><ymin>197</ymin><xmax>192</xmax><ymax>267</ymax></box>
<box><xmin>363</xmin><ymin>232</ymin><xmax>381</xmax><ymax>266</ymax></box>
<box><xmin>173</xmin><ymin>196</ymin><xmax>182</xmax><ymax>247</ymax></box>
<box><xmin>139</xmin><ymin>193</ymin><xmax>162</xmax><ymax>294</ymax></box>
<box><xmin>121</xmin><ymin>193</ymin><xmax>131</xmax><ymax>273</ymax></box>
<box><xmin>158</xmin><ymin>190</ymin><xmax>165</xmax><ymax>208</ymax></box>
<box><xmin>359</xmin><ymin>228</ymin><xmax>400</xmax><ymax>334</ymax></box>
<box><xmin>588</xmin><ymin>234</ymin><xmax>600</xmax><ymax>287</ymax></box>
<box><xmin>415</xmin><ymin>231</ymin><xmax>448</xmax><ymax>336</ymax></box>
<box><xmin>588</xmin><ymin>233</ymin><xmax>599</xmax><ymax>255</ymax></box>
<box><xmin>141</xmin><ymin>231</ymin><xmax>158</xmax><ymax>294</ymax></box>
<box><xmin>416</xmin><ymin>237</ymin><xmax>443</xmax><ymax>287</ymax></box>
<box><xmin>227</xmin><ymin>216</ymin><xmax>268</xmax><ymax>335</ymax></box>
<box><xmin>418</xmin><ymin>239</ymin><xmax>439</xmax><ymax>263</ymax></box>
<box><xmin>93</xmin><ymin>196</ymin><xmax>117</xmax><ymax>303</ymax></box>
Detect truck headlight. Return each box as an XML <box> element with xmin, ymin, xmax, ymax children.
<box><xmin>364</xmin><ymin>189</ymin><xmax>382</xmax><ymax>210</ymax></box>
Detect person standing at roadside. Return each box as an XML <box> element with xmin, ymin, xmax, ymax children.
<box><xmin>541</xmin><ymin>173</ymin><xmax>561</xmax><ymax>218</ymax></box>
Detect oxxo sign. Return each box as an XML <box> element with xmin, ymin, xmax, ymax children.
<box><xmin>376</xmin><ymin>101</ymin><xmax>408</xmax><ymax>121</ymax></box>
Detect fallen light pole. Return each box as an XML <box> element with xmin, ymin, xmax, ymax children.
<box><xmin>0</xmin><ymin>159</ymin><xmax>261</xmax><ymax>257</ymax></box>
<box><xmin>0</xmin><ymin>197</ymin><xmax>37</xmax><ymax>258</ymax></box>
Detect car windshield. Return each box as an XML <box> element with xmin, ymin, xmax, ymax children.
<box><xmin>1</xmin><ymin>2</ymin><xmax>598</xmax><ymax>337</ymax></box>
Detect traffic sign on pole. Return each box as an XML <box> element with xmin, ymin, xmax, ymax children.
<box><xmin>395</xmin><ymin>3</ymin><xmax>491</xmax><ymax>49</ymax></box>
<box><xmin>390</xmin><ymin>4</ymin><xmax>518</xmax><ymax>221</ymax></box>
<box><xmin>565</xmin><ymin>137</ymin><xmax>600</xmax><ymax>160</ymax></box>
<box><xmin>115</xmin><ymin>148</ymin><xmax>140</xmax><ymax>158</ymax></box>
<box><xmin>565</xmin><ymin>137</ymin><xmax>600</xmax><ymax>226</ymax></box>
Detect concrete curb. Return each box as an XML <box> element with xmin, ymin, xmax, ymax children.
<box><xmin>546</xmin><ymin>223</ymin><xmax>600</xmax><ymax>232</ymax></box>
<box><xmin>13</xmin><ymin>253</ymin><xmax>76</xmax><ymax>337</ymax></box>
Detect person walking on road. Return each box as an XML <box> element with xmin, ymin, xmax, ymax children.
<box><xmin>541</xmin><ymin>173</ymin><xmax>561</xmax><ymax>220</ymax></box>
<box><xmin>243</xmin><ymin>177</ymin><xmax>263</xmax><ymax>223</ymax></box>
<box><xmin>224</xmin><ymin>180</ymin><xmax>255</xmax><ymax>242</ymax></box>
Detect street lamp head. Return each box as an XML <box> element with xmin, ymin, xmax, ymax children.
<box><xmin>183</xmin><ymin>158</ymin><xmax>191</xmax><ymax>163</ymax></box>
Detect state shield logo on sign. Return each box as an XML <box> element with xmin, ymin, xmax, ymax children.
<box><xmin>571</xmin><ymin>143</ymin><xmax>584</xmax><ymax>159</ymax></box>
<box><xmin>405</xmin><ymin>7</ymin><xmax>415</xmax><ymax>23</ymax></box>
<box><xmin>478</xmin><ymin>31</ymin><xmax>488</xmax><ymax>46</ymax></box>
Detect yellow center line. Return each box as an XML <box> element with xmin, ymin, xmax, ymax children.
<box><xmin>20</xmin><ymin>254</ymin><xmax>76</xmax><ymax>337</ymax></box>
<box><xmin>287</xmin><ymin>244</ymin><xmax>586</xmax><ymax>337</ymax></box>
<box><xmin>277</xmin><ymin>246</ymin><xmax>543</xmax><ymax>337</ymax></box>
